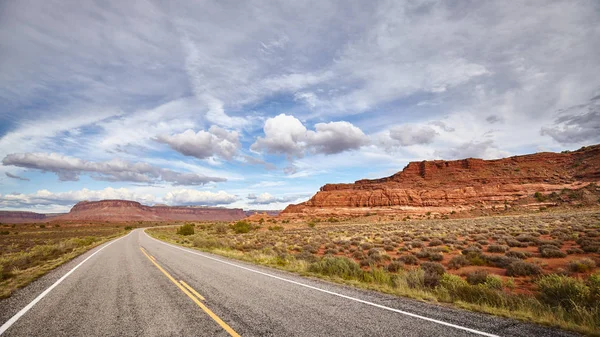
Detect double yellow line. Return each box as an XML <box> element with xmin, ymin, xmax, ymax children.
<box><xmin>140</xmin><ymin>247</ymin><xmax>240</xmax><ymax>337</ymax></box>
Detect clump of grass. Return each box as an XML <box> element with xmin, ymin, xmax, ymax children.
<box><xmin>568</xmin><ymin>258</ymin><xmax>596</xmax><ymax>273</ymax></box>
<box><xmin>506</xmin><ymin>261</ymin><xmax>542</xmax><ymax>276</ymax></box>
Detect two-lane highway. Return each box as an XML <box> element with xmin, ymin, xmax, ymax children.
<box><xmin>0</xmin><ymin>229</ymin><xmax>580</xmax><ymax>336</ymax></box>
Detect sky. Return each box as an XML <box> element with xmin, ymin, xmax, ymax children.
<box><xmin>0</xmin><ymin>0</ymin><xmax>599</xmax><ymax>213</ymax></box>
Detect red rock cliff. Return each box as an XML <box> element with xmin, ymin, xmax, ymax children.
<box><xmin>283</xmin><ymin>145</ymin><xmax>600</xmax><ymax>215</ymax></box>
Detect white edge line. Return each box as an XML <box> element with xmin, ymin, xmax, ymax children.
<box><xmin>0</xmin><ymin>231</ymin><xmax>131</xmax><ymax>335</ymax></box>
<box><xmin>144</xmin><ymin>230</ymin><xmax>501</xmax><ymax>337</ymax></box>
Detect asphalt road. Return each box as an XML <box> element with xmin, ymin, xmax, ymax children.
<box><xmin>0</xmin><ymin>229</ymin><xmax>580</xmax><ymax>337</ymax></box>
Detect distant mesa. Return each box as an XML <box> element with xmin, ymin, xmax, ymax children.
<box><xmin>283</xmin><ymin>144</ymin><xmax>600</xmax><ymax>216</ymax></box>
<box><xmin>0</xmin><ymin>200</ymin><xmax>247</xmax><ymax>223</ymax></box>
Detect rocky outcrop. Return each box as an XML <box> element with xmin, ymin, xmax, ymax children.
<box><xmin>283</xmin><ymin>145</ymin><xmax>600</xmax><ymax>216</ymax></box>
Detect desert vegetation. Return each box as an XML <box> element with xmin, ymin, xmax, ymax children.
<box><xmin>149</xmin><ymin>210</ymin><xmax>600</xmax><ymax>335</ymax></box>
<box><xmin>0</xmin><ymin>222</ymin><xmax>130</xmax><ymax>298</ymax></box>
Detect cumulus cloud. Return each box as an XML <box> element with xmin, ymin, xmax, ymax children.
<box><xmin>541</xmin><ymin>95</ymin><xmax>600</xmax><ymax>145</ymax></box>
<box><xmin>434</xmin><ymin>140</ymin><xmax>509</xmax><ymax>160</ymax></box>
<box><xmin>5</xmin><ymin>172</ymin><xmax>29</xmax><ymax>181</ymax></box>
<box><xmin>155</xmin><ymin>126</ymin><xmax>240</xmax><ymax>160</ymax></box>
<box><xmin>247</xmin><ymin>192</ymin><xmax>303</xmax><ymax>205</ymax></box>
<box><xmin>163</xmin><ymin>189</ymin><xmax>238</xmax><ymax>206</ymax></box>
<box><xmin>251</xmin><ymin>114</ymin><xmax>368</xmax><ymax>158</ymax></box>
<box><xmin>385</xmin><ymin>124</ymin><xmax>438</xmax><ymax>147</ymax></box>
<box><xmin>2</xmin><ymin>153</ymin><xmax>225</xmax><ymax>185</ymax></box>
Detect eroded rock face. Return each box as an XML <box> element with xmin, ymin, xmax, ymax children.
<box><xmin>283</xmin><ymin>145</ymin><xmax>600</xmax><ymax>216</ymax></box>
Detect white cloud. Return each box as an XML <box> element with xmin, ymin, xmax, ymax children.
<box><xmin>247</xmin><ymin>192</ymin><xmax>305</xmax><ymax>205</ymax></box>
<box><xmin>155</xmin><ymin>126</ymin><xmax>240</xmax><ymax>160</ymax></box>
<box><xmin>163</xmin><ymin>189</ymin><xmax>238</xmax><ymax>206</ymax></box>
<box><xmin>2</xmin><ymin>153</ymin><xmax>226</xmax><ymax>185</ymax></box>
<box><xmin>386</xmin><ymin>124</ymin><xmax>439</xmax><ymax>147</ymax></box>
<box><xmin>434</xmin><ymin>140</ymin><xmax>510</xmax><ymax>160</ymax></box>
<box><xmin>251</xmin><ymin>114</ymin><xmax>368</xmax><ymax>158</ymax></box>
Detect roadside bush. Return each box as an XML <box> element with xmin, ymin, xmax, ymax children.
<box><xmin>0</xmin><ymin>265</ymin><xmax>13</xmax><ymax>280</ymax></box>
<box><xmin>308</xmin><ymin>256</ymin><xmax>363</xmax><ymax>280</ymax></box>
<box><xmin>537</xmin><ymin>274</ymin><xmax>590</xmax><ymax>309</ymax></box>
<box><xmin>386</xmin><ymin>261</ymin><xmax>404</xmax><ymax>273</ymax></box>
<box><xmin>176</xmin><ymin>224</ymin><xmax>194</xmax><ymax>236</ymax></box>
<box><xmin>484</xmin><ymin>275</ymin><xmax>503</xmax><ymax>290</ymax></box>
<box><xmin>405</xmin><ymin>268</ymin><xmax>425</xmax><ymax>289</ymax></box>
<box><xmin>506</xmin><ymin>261</ymin><xmax>542</xmax><ymax>277</ymax></box>
<box><xmin>421</xmin><ymin>262</ymin><xmax>445</xmax><ymax>287</ymax></box>
<box><xmin>466</xmin><ymin>270</ymin><xmax>489</xmax><ymax>285</ymax></box>
<box><xmin>568</xmin><ymin>258</ymin><xmax>596</xmax><ymax>273</ymax></box>
<box><xmin>448</xmin><ymin>255</ymin><xmax>470</xmax><ymax>269</ymax></box>
<box><xmin>124</xmin><ymin>226</ymin><xmax>133</xmax><ymax>231</ymax></box>
<box><xmin>193</xmin><ymin>237</ymin><xmax>227</xmax><ymax>249</ymax></box>
<box><xmin>397</xmin><ymin>254</ymin><xmax>418</xmax><ymax>265</ymax></box>
<box><xmin>295</xmin><ymin>251</ymin><xmax>318</xmax><ymax>263</ymax></box>
<box><xmin>487</xmin><ymin>245</ymin><xmax>508</xmax><ymax>253</ymax></box>
<box><xmin>214</xmin><ymin>223</ymin><xmax>229</xmax><ymax>234</ymax></box>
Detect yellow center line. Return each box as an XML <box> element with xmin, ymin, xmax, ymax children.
<box><xmin>180</xmin><ymin>280</ymin><xmax>206</xmax><ymax>301</ymax></box>
<box><xmin>139</xmin><ymin>247</ymin><xmax>241</xmax><ymax>337</ymax></box>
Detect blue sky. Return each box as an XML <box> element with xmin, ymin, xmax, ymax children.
<box><xmin>1</xmin><ymin>0</ymin><xmax>599</xmax><ymax>212</ymax></box>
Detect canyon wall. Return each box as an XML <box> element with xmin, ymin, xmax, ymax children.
<box><xmin>282</xmin><ymin>145</ymin><xmax>600</xmax><ymax>216</ymax></box>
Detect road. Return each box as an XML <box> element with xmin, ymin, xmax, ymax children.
<box><xmin>0</xmin><ymin>229</ymin><xmax>579</xmax><ymax>337</ymax></box>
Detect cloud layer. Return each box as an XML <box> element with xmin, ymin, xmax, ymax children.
<box><xmin>2</xmin><ymin>153</ymin><xmax>225</xmax><ymax>185</ymax></box>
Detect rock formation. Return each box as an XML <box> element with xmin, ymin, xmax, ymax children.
<box><xmin>0</xmin><ymin>200</ymin><xmax>246</xmax><ymax>223</ymax></box>
<box><xmin>282</xmin><ymin>145</ymin><xmax>600</xmax><ymax>216</ymax></box>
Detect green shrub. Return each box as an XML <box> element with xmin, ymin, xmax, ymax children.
<box><xmin>0</xmin><ymin>231</ymin><xmax>9</xmax><ymax>235</ymax></box>
<box><xmin>193</xmin><ymin>237</ymin><xmax>227</xmax><ymax>249</ymax></box>
<box><xmin>466</xmin><ymin>270</ymin><xmax>489</xmax><ymax>285</ymax></box>
<box><xmin>487</xmin><ymin>245</ymin><xmax>508</xmax><ymax>253</ymax></box>
<box><xmin>405</xmin><ymin>268</ymin><xmax>425</xmax><ymax>289</ymax></box>
<box><xmin>429</xmin><ymin>239</ymin><xmax>443</xmax><ymax>247</ymax></box>
<box><xmin>397</xmin><ymin>254</ymin><xmax>419</xmax><ymax>265</ymax></box>
<box><xmin>386</xmin><ymin>261</ymin><xmax>404</xmax><ymax>273</ymax></box>
<box><xmin>484</xmin><ymin>275</ymin><xmax>503</xmax><ymax>290</ymax></box>
<box><xmin>231</xmin><ymin>221</ymin><xmax>253</xmax><ymax>234</ymax></box>
<box><xmin>537</xmin><ymin>274</ymin><xmax>590</xmax><ymax>309</ymax></box>
<box><xmin>308</xmin><ymin>256</ymin><xmax>363</xmax><ymax>280</ymax></box>
<box><xmin>568</xmin><ymin>258</ymin><xmax>596</xmax><ymax>273</ymax></box>
<box><xmin>176</xmin><ymin>224</ymin><xmax>195</xmax><ymax>236</ymax></box>
<box><xmin>421</xmin><ymin>262</ymin><xmax>445</xmax><ymax>287</ymax></box>
<box><xmin>214</xmin><ymin>223</ymin><xmax>228</xmax><ymax>234</ymax></box>
<box><xmin>448</xmin><ymin>255</ymin><xmax>470</xmax><ymax>269</ymax></box>
<box><xmin>268</xmin><ymin>225</ymin><xmax>284</xmax><ymax>231</ymax></box>
<box><xmin>505</xmin><ymin>250</ymin><xmax>531</xmax><ymax>259</ymax></box>
<box><xmin>540</xmin><ymin>248</ymin><xmax>567</xmax><ymax>258</ymax></box>
<box><xmin>429</xmin><ymin>252</ymin><xmax>444</xmax><ymax>261</ymax></box>
<box><xmin>124</xmin><ymin>226</ymin><xmax>133</xmax><ymax>230</ymax></box>
<box><xmin>506</xmin><ymin>261</ymin><xmax>542</xmax><ymax>276</ymax></box>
